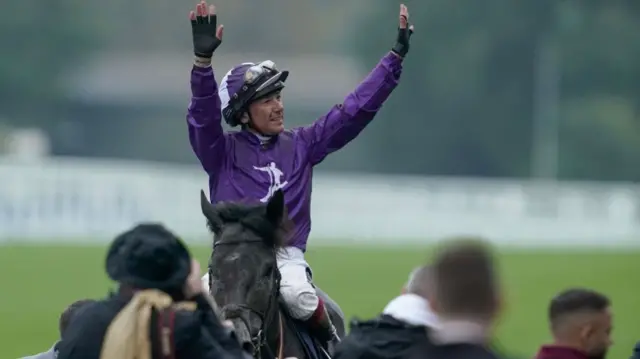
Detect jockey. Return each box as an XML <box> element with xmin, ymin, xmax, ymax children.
<box><xmin>187</xmin><ymin>0</ymin><xmax>414</xmax><ymax>345</ymax></box>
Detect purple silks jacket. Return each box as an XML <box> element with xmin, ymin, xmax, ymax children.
<box><xmin>187</xmin><ymin>52</ymin><xmax>403</xmax><ymax>251</ymax></box>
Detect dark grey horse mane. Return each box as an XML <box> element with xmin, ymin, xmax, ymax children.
<box><xmin>200</xmin><ymin>190</ymin><xmax>290</xmax><ymax>249</ymax></box>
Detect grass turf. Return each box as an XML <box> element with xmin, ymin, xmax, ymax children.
<box><xmin>0</xmin><ymin>244</ymin><xmax>638</xmax><ymax>359</ymax></box>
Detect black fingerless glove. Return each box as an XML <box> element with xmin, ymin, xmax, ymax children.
<box><xmin>391</xmin><ymin>21</ymin><xmax>413</xmax><ymax>58</ymax></box>
<box><xmin>191</xmin><ymin>13</ymin><xmax>222</xmax><ymax>58</ymax></box>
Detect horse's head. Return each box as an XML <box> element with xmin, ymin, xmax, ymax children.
<box><xmin>200</xmin><ymin>189</ymin><xmax>289</xmax><ymax>353</ymax></box>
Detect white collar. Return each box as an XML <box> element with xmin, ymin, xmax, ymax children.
<box><xmin>382</xmin><ymin>293</ymin><xmax>439</xmax><ymax>328</ymax></box>
<box><xmin>253</xmin><ymin>132</ymin><xmax>271</xmax><ymax>144</ymax></box>
<box><xmin>429</xmin><ymin>319</ymin><xmax>490</xmax><ymax>345</ymax></box>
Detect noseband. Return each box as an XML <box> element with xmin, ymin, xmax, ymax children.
<box><xmin>211</xmin><ymin>238</ymin><xmax>284</xmax><ymax>359</ymax></box>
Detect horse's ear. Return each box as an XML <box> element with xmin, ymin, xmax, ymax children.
<box><xmin>266</xmin><ymin>189</ymin><xmax>285</xmax><ymax>225</ymax></box>
<box><xmin>200</xmin><ymin>190</ymin><xmax>222</xmax><ymax>233</ymax></box>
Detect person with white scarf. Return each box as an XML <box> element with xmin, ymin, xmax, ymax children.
<box><xmin>382</xmin><ymin>265</ymin><xmax>439</xmax><ymax>328</ymax></box>
<box><xmin>334</xmin><ymin>265</ymin><xmax>438</xmax><ymax>359</ymax></box>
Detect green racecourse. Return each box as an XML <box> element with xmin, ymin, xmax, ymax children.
<box><xmin>1</xmin><ymin>243</ymin><xmax>638</xmax><ymax>359</ymax></box>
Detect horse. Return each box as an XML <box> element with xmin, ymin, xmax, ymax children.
<box><xmin>199</xmin><ymin>189</ymin><xmax>346</xmax><ymax>359</ymax></box>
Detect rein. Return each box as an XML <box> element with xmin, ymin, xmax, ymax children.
<box><xmin>212</xmin><ymin>238</ymin><xmax>285</xmax><ymax>359</ymax></box>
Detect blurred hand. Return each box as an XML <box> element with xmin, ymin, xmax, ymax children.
<box><xmin>391</xmin><ymin>4</ymin><xmax>415</xmax><ymax>58</ymax></box>
<box><xmin>189</xmin><ymin>1</ymin><xmax>224</xmax><ymax>62</ymax></box>
<box><xmin>183</xmin><ymin>259</ymin><xmax>204</xmax><ymax>298</ymax></box>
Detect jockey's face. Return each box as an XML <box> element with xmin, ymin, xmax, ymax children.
<box><xmin>246</xmin><ymin>91</ymin><xmax>284</xmax><ymax>135</ymax></box>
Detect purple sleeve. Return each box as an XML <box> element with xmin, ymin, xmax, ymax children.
<box><xmin>295</xmin><ymin>52</ymin><xmax>403</xmax><ymax>166</ymax></box>
<box><xmin>187</xmin><ymin>65</ymin><xmax>226</xmax><ymax>174</ymax></box>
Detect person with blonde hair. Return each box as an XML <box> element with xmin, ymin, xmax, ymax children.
<box><xmin>56</xmin><ymin>223</ymin><xmax>249</xmax><ymax>359</ymax></box>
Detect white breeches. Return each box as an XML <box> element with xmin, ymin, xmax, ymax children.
<box><xmin>200</xmin><ymin>246</ymin><xmax>318</xmax><ymax>320</ymax></box>
<box><xmin>276</xmin><ymin>246</ymin><xmax>318</xmax><ymax>320</ymax></box>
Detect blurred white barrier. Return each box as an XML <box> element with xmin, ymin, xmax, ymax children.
<box><xmin>0</xmin><ymin>157</ymin><xmax>639</xmax><ymax>248</ymax></box>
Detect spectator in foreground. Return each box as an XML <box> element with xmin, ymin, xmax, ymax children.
<box><xmin>424</xmin><ymin>238</ymin><xmax>504</xmax><ymax>359</ymax></box>
<box><xmin>21</xmin><ymin>298</ymin><xmax>96</xmax><ymax>359</ymax></box>
<box><xmin>534</xmin><ymin>288</ymin><xmax>613</xmax><ymax>359</ymax></box>
<box><xmin>57</xmin><ymin>223</ymin><xmax>249</xmax><ymax>359</ymax></box>
<box><xmin>333</xmin><ymin>264</ymin><xmax>438</xmax><ymax>359</ymax></box>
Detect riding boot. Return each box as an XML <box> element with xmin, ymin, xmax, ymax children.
<box><xmin>306</xmin><ymin>298</ymin><xmax>339</xmax><ymax>348</ymax></box>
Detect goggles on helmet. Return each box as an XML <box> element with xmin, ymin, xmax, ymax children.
<box><xmin>243</xmin><ymin>60</ymin><xmax>277</xmax><ymax>86</ymax></box>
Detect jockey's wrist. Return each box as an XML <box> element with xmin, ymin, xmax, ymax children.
<box><xmin>390</xmin><ymin>50</ymin><xmax>404</xmax><ymax>60</ymax></box>
<box><xmin>194</xmin><ymin>56</ymin><xmax>212</xmax><ymax>68</ymax></box>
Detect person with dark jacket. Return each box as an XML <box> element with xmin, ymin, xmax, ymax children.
<box><xmin>335</xmin><ymin>315</ymin><xmax>432</xmax><ymax>359</ymax></box>
<box><xmin>334</xmin><ymin>265</ymin><xmax>438</xmax><ymax>359</ymax></box>
<box><xmin>56</xmin><ymin>223</ymin><xmax>250</xmax><ymax>359</ymax></box>
<box><xmin>534</xmin><ymin>288</ymin><xmax>613</xmax><ymax>359</ymax></box>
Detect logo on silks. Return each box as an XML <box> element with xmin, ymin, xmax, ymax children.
<box><xmin>253</xmin><ymin>162</ymin><xmax>288</xmax><ymax>203</ymax></box>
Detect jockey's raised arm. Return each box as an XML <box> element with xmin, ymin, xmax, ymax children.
<box><xmin>187</xmin><ymin>66</ymin><xmax>226</xmax><ymax>174</ymax></box>
<box><xmin>295</xmin><ymin>53</ymin><xmax>403</xmax><ymax>166</ymax></box>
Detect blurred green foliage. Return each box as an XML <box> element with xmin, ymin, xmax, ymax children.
<box><xmin>355</xmin><ymin>1</ymin><xmax>640</xmax><ymax>181</ymax></box>
<box><xmin>0</xmin><ymin>0</ymin><xmax>100</xmax><ymax>126</ymax></box>
<box><xmin>2</xmin><ymin>0</ymin><xmax>640</xmax><ymax>181</ymax></box>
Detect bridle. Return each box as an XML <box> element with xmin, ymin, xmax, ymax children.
<box><xmin>211</xmin><ymin>238</ymin><xmax>285</xmax><ymax>359</ymax></box>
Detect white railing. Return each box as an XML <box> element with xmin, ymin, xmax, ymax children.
<box><xmin>0</xmin><ymin>157</ymin><xmax>638</xmax><ymax>248</ymax></box>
